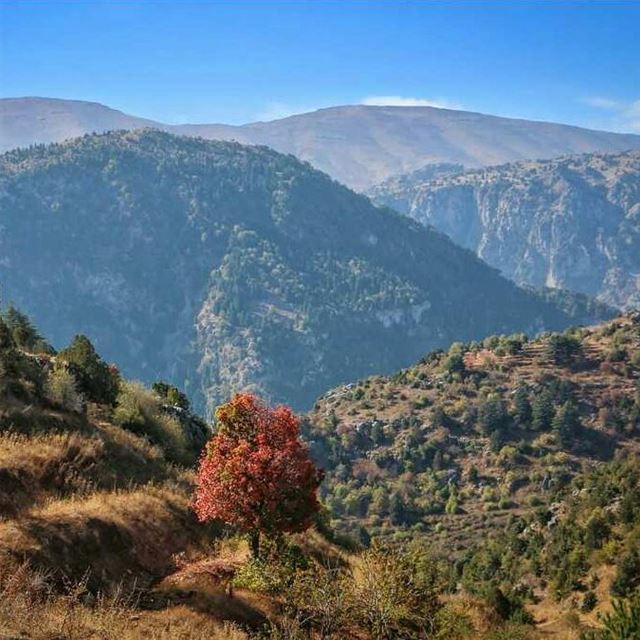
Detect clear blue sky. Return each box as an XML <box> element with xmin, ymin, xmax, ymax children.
<box><xmin>1</xmin><ymin>1</ymin><xmax>639</xmax><ymax>131</ymax></box>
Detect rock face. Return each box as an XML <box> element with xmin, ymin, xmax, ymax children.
<box><xmin>369</xmin><ymin>151</ymin><xmax>640</xmax><ymax>310</ymax></box>
<box><xmin>3</xmin><ymin>98</ymin><xmax>640</xmax><ymax>191</ymax></box>
<box><xmin>0</xmin><ymin>131</ymin><xmax>611</xmax><ymax>414</ymax></box>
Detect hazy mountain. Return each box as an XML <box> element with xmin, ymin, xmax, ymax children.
<box><xmin>3</xmin><ymin>97</ymin><xmax>640</xmax><ymax>190</ymax></box>
<box><xmin>0</xmin><ymin>131</ymin><xmax>610</xmax><ymax>414</ymax></box>
<box><xmin>369</xmin><ymin>151</ymin><xmax>640</xmax><ymax>310</ymax></box>
<box><xmin>0</xmin><ymin>97</ymin><xmax>159</xmax><ymax>150</ymax></box>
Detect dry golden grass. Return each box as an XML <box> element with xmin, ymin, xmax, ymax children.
<box><xmin>0</xmin><ymin>482</ymin><xmax>211</xmax><ymax>591</ymax></box>
<box><xmin>0</xmin><ymin>557</ymin><xmax>249</xmax><ymax>640</ymax></box>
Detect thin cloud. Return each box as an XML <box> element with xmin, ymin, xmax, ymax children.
<box><xmin>582</xmin><ymin>96</ymin><xmax>640</xmax><ymax>132</ymax></box>
<box><xmin>361</xmin><ymin>95</ymin><xmax>462</xmax><ymax>110</ymax></box>
<box><xmin>583</xmin><ymin>96</ymin><xmax>621</xmax><ymax>110</ymax></box>
<box><xmin>253</xmin><ymin>102</ymin><xmax>310</xmax><ymax>122</ymax></box>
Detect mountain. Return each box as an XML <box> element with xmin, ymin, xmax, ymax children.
<box><xmin>0</xmin><ymin>130</ymin><xmax>611</xmax><ymax>415</ymax></box>
<box><xmin>369</xmin><ymin>151</ymin><xmax>640</xmax><ymax>310</ymax></box>
<box><xmin>305</xmin><ymin>313</ymin><xmax>640</xmax><ymax>628</ymax></box>
<box><xmin>3</xmin><ymin>97</ymin><xmax>640</xmax><ymax>190</ymax></box>
<box><xmin>9</xmin><ymin>307</ymin><xmax>634</xmax><ymax>640</ymax></box>
<box><xmin>305</xmin><ymin>314</ymin><xmax>640</xmax><ymax>567</ymax></box>
<box><xmin>0</xmin><ymin>97</ymin><xmax>159</xmax><ymax>150</ymax></box>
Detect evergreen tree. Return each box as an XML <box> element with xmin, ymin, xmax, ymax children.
<box><xmin>532</xmin><ymin>388</ymin><xmax>555</xmax><ymax>431</ymax></box>
<box><xmin>1</xmin><ymin>306</ymin><xmax>50</xmax><ymax>353</ymax></box>
<box><xmin>152</xmin><ymin>380</ymin><xmax>190</xmax><ymax>410</ymax></box>
<box><xmin>552</xmin><ymin>400</ymin><xmax>580</xmax><ymax>446</ymax></box>
<box><xmin>513</xmin><ymin>384</ymin><xmax>532</xmax><ymax>425</ymax></box>
<box><xmin>389</xmin><ymin>492</ymin><xmax>406</xmax><ymax>525</ymax></box>
<box><xmin>546</xmin><ymin>333</ymin><xmax>582</xmax><ymax>366</ymax></box>
<box><xmin>58</xmin><ymin>335</ymin><xmax>119</xmax><ymax>405</ymax></box>
<box><xmin>478</xmin><ymin>395</ymin><xmax>509</xmax><ymax>435</ymax></box>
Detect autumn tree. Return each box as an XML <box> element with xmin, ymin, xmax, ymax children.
<box><xmin>194</xmin><ymin>393</ymin><xmax>323</xmax><ymax>558</ymax></box>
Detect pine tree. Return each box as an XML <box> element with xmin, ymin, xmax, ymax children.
<box><xmin>552</xmin><ymin>400</ymin><xmax>580</xmax><ymax>446</ymax></box>
<box><xmin>513</xmin><ymin>384</ymin><xmax>532</xmax><ymax>426</ymax></box>
<box><xmin>532</xmin><ymin>389</ymin><xmax>555</xmax><ymax>431</ymax></box>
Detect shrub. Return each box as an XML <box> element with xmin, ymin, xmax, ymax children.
<box><xmin>611</xmin><ymin>549</ymin><xmax>640</xmax><ymax>597</ymax></box>
<box><xmin>546</xmin><ymin>333</ymin><xmax>582</xmax><ymax>366</ymax></box>
<box><xmin>232</xmin><ymin>559</ymin><xmax>284</xmax><ymax>594</ymax></box>
<box><xmin>285</xmin><ymin>563</ymin><xmax>352</xmax><ymax>637</ymax></box>
<box><xmin>114</xmin><ymin>381</ymin><xmax>190</xmax><ymax>464</ymax></box>
<box><xmin>352</xmin><ymin>543</ymin><xmax>441</xmax><ymax>639</ymax></box>
<box><xmin>581</xmin><ymin>594</ymin><xmax>640</xmax><ymax>639</ymax></box>
<box><xmin>44</xmin><ymin>366</ymin><xmax>85</xmax><ymax>413</ymax></box>
<box><xmin>57</xmin><ymin>335</ymin><xmax>119</xmax><ymax>405</ymax></box>
<box><xmin>152</xmin><ymin>380</ymin><xmax>190</xmax><ymax>410</ymax></box>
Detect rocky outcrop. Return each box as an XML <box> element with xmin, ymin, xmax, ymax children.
<box><xmin>369</xmin><ymin>151</ymin><xmax>640</xmax><ymax>310</ymax></box>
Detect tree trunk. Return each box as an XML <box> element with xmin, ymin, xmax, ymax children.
<box><xmin>249</xmin><ymin>530</ymin><xmax>260</xmax><ymax>560</ymax></box>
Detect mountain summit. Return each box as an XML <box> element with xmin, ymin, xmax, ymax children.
<box><xmin>2</xmin><ymin>97</ymin><xmax>640</xmax><ymax>190</ymax></box>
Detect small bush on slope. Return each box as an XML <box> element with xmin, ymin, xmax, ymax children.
<box><xmin>581</xmin><ymin>593</ymin><xmax>640</xmax><ymax>639</ymax></box>
<box><xmin>57</xmin><ymin>334</ymin><xmax>119</xmax><ymax>406</ymax></box>
<box><xmin>44</xmin><ymin>366</ymin><xmax>85</xmax><ymax>413</ymax></box>
<box><xmin>114</xmin><ymin>380</ymin><xmax>191</xmax><ymax>465</ymax></box>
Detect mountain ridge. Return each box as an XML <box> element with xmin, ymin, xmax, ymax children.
<box><xmin>3</xmin><ymin>96</ymin><xmax>640</xmax><ymax>190</ymax></box>
<box><xmin>0</xmin><ymin>129</ymin><xmax>611</xmax><ymax>415</ymax></box>
<box><xmin>368</xmin><ymin>150</ymin><xmax>640</xmax><ymax>310</ymax></box>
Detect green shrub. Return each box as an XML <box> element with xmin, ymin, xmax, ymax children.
<box><xmin>581</xmin><ymin>594</ymin><xmax>640</xmax><ymax>639</ymax></box>
<box><xmin>58</xmin><ymin>335</ymin><xmax>119</xmax><ymax>405</ymax></box>
<box><xmin>546</xmin><ymin>333</ymin><xmax>582</xmax><ymax>366</ymax></box>
<box><xmin>114</xmin><ymin>381</ymin><xmax>190</xmax><ymax>464</ymax></box>
<box><xmin>44</xmin><ymin>366</ymin><xmax>84</xmax><ymax>413</ymax></box>
<box><xmin>151</xmin><ymin>380</ymin><xmax>190</xmax><ymax>410</ymax></box>
<box><xmin>352</xmin><ymin>543</ymin><xmax>441</xmax><ymax>638</ymax></box>
<box><xmin>611</xmin><ymin>549</ymin><xmax>640</xmax><ymax>598</ymax></box>
<box><xmin>232</xmin><ymin>559</ymin><xmax>283</xmax><ymax>594</ymax></box>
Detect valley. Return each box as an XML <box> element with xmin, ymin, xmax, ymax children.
<box><xmin>2</xmin><ymin>14</ymin><xmax>640</xmax><ymax>635</ymax></box>
<box><xmin>0</xmin><ymin>130</ymin><xmax>609</xmax><ymax>417</ymax></box>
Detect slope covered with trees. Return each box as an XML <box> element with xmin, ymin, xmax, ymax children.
<box><xmin>369</xmin><ymin>151</ymin><xmax>640</xmax><ymax>310</ymax></box>
<box><xmin>306</xmin><ymin>313</ymin><xmax>640</xmax><ymax>570</ymax></box>
<box><xmin>4</xmin><ymin>308</ymin><xmax>640</xmax><ymax>638</ymax></box>
<box><xmin>0</xmin><ymin>130</ymin><xmax>610</xmax><ymax>415</ymax></box>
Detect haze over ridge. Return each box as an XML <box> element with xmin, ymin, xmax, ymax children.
<box><xmin>3</xmin><ymin>96</ymin><xmax>640</xmax><ymax>190</ymax></box>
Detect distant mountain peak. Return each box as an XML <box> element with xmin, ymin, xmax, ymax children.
<box><xmin>3</xmin><ymin>96</ymin><xmax>640</xmax><ymax>190</ymax></box>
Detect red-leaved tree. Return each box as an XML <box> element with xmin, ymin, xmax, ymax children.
<box><xmin>194</xmin><ymin>393</ymin><xmax>323</xmax><ymax>558</ymax></box>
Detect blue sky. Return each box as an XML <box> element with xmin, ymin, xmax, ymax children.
<box><xmin>1</xmin><ymin>1</ymin><xmax>639</xmax><ymax>131</ymax></box>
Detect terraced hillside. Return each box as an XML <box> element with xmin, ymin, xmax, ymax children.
<box><xmin>307</xmin><ymin>313</ymin><xmax>640</xmax><ymax>555</ymax></box>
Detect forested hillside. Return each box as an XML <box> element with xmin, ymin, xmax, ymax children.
<box><xmin>369</xmin><ymin>151</ymin><xmax>640</xmax><ymax>310</ymax></box>
<box><xmin>0</xmin><ymin>130</ymin><xmax>609</xmax><ymax>415</ymax></box>
<box><xmin>307</xmin><ymin>315</ymin><xmax>640</xmax><ymax>611</ymax></box>
<box><xmin>3</xmin><ymin>308</ymin><xmax>640</xmax><ymax>638</ymax></box>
